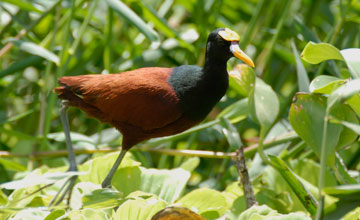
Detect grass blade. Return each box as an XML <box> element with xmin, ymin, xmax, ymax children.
<box><xmin>291</xmin><ymin>39</ymin><xmax>310</xmax><ymax>92</ymax></box>
<box><xmin>105</xmin><ymin>0</ymin><xmax>159</xmax><ymax>41</ymax></box>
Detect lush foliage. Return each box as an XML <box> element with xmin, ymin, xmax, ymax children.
<box><xmin>1</xmin><ymin>0</ymin><xmax>360</xmax><ymax>219</ymax></box>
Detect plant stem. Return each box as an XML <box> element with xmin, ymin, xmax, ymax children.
<box><xmin>315</xmin><ymin>108</ymin><xmax>329</xmax><ymax>220</ymax></box>
<box><xmin>0</xmin><ymin>131</ymin><xmax>298</xmax><ymax>159</ymax></box>
<box><xmin>233</xmin><ymin>148</ymin><xmax>257</xmax><ymax>208</ymax></box>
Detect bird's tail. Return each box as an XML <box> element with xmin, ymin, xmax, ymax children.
<box><xmin>53</xmin><ymin>77</ymin><xmax>104</xmax><ymax>120</ymax></box>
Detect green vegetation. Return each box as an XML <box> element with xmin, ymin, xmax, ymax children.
<box><xmin>1</xmin><ymin>0</ymin><xmax>360</xmax><ymax>219</ymax></box>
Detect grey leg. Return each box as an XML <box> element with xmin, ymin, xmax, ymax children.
<box><xmin>49</xmin><ymin>100</ymin><xmax>78</xmax><ymax>206</ymax></box>
<box><xmin>101</xmin><ymin>149</ymin><xmax>127</xmax><ymax>188</ymax></box>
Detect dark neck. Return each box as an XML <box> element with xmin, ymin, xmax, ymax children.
<box><xmin>203</xmin><ymin>42</ymin><xmax>230</xmax><ymax>77</ymax></box>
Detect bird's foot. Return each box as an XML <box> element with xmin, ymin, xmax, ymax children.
<box><xmin>48</xmin><ymin>172</ymin><xmax>78</xmax><ymax>207</ymax></box>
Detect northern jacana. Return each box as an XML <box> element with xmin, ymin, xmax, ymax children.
<box><xmin>54</xmin><ymin>28</ymin><xmax>254</xmax><ymax>197</ymax></box>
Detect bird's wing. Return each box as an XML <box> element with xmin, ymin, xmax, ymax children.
<box><xmin>58</xmin><ymin>67</ymin><xmax>182</xmax><ymax>130</ymax></box>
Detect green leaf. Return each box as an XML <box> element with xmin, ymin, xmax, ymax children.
<box><xmin>179</xmin><ymin>157</ymin><xmax>200</xmax><ymax>172</ymax></box>
<box><xmin>6</xmin><ymin>209</ymin><xmax>50</xmax><ymax>220</ymax></box>
<box><xmin>113</xmin><ymin>167</ymin><xmax>190</xmax><ymax>203</ymax></box>
<box><xmin>301</xmin><ymin>42</ymin><xmax>344</xmax><ymax>64</ymax></box>
<box><xmin>249</xmin><ymin>78</ymin><xmax>279</xmax><ymax>132</ymax></box>
<box><xmin>328</xmin><ymin>79</ymin><xmax>360</xmax><ymax>110</ymax></box>
<box><xmin>82</xmin><ymin>188</ymin><xmax>123</xmax><ymax>209</ymax></box>
<box><xmin>79</xmin><ymin>152</ymin><xmax>141</xmax><ymax>184</ymax></box>
<box><xmin>290</xmin><ymin>159</ymin><xmax>337</xmax><ymax>187</ymax></box>
<box><xmin>48</xmin><ymin>132</ymin><xmax>95</xmax><ymax>144</ymax></box>
<box><xmin>44</xmin><ymin>209</ymin><xmax>65</xmax><ymax>220</ymax></box>
<box><xmin>309</xmin><ymin>75</ymin><xmax>344</xmax><ymax>94</ymax></box>
<box><xmin>105</xmin><ymin>0</ymin><xmax>159</xmax><ymax>41</ymax></box>
<box><xmin>333</xmin><ymin>105</ymin><xmax>359</xmax><ymax>150</ymax></box>
<box><xmin>0</xmin><ymin>158</ymin><xmax>26</xmax><ymax>172</ymax></box>
<box><xmin>347</xmin><ymin>94</ymin><xmax>360</xmax><ymax>117</ymax></box>
<box><xmin>1</xmin><ymin>171</ymin><xmax>79</xmax><ymax>190</ymax></box>
<box><xmin>177</xmin><ymin>188</ymin><xmax>228</xmax><ymax>219</ymax></box>
<box><xmin>216</xmin><ymin>98</ymin><xmax>249</xmax><ymax>122</ymax></box>
<box><xmin>238</xmin><ymin>205</ymin><xmax>311</xmax><ymax>220</ymax></box>
<box><xmin>220</xmin><ymin>118</ymin><xmax>243</xmax><ymax>151</ymax></box>
<box><xmin>343</xmin><ymin>206</ymin><xmax>360</xmax><ymax>220</ymax></box>
<box><xmin>330</xmin><ymin>118</ymin><xmax>360</xmax><ymax>135</ymax></box>
<box><xmin>114</xmin><ymin>192</ymin><xmax>166</xmax><ymax>220</ymax></box>
<box><xmin>2</xmin><ymin>0</ymin><xmax>42</xmax><ymax>13</ymax></box>
<box><xmin>229</xmin><ymin>64</ymin><xmax>256</xmax><ymax>97</ymax></box>
<box><xmin>289</xmin><ymin>93</ymin><xmax>343</xmax><ymax>163</ymax></box>
<box><xmin>340</xmin><ymin>48</ymin><xmax>360</xmax><ymax>78</ymax></box>
<box><xmin>268</xmin><ymin>155</ymin><xmax>318</xmax><ymax>216</ymax></box>
<box><xmin>8</xmin><ymin>39</ymin><xmax>59</xmax><ymax>65</ymax></box>
<box><xmin>0</xmin><ymin>189</ymin><xmax>8</xmax><ymax>205</ymax></box>
<box><xmin>323</xmin><ymin>184</ymin><xmax>360</xmax><ymax>195</ymax></box>
<box><xmin>334</xmin><ymin>153</ymin><xmax>357</xmax><ymax>185</ymax></box>
<box><xmin>68</xmin><ymin>208</ymin><xmax>110</xmax><ymax>220</ymax></box>
<box><xmin>0</xmin><ymin>56</ymin><xmax>43</xmax><ymax>78</ymax></box>
<box><xmin>291</xmin><ymin>40</ymin><xmax>310</xmax><ymax>92</ymax></box>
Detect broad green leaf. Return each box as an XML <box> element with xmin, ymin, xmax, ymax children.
<box><xmin>0</xmin><ymin>189</ymin><xmax>8</xmax><ymax>205</ymax></box>
<box><xmin>79</xmin><ymin>152</ymin><xmax>141</xmax><ymax>184</ymax></box>
<box><xmin>261</xmin><ymin>166</ymin><xmax>337</xmax><ymax>214</ymax></box>
<box><xmin>328</xmin><ymin>79</ymin><xmax>360</xmax><ymax>110</ymax></box>
<box><xmin>301</xmin><ymin>42</ymin><xmax>344</xmax><ymax>64</ymax></box>
<box><xmin>268</xmin><ymin>155</ymin><xmax>317</xmax><ymax>216</ymax></box>
<box><xmin>333</xmin><ymin>105</ymin><xmax>359</xmax><ymax>150</ymax></box>
<box><xmin>347</xmin><ymin>94</ymin><xmax>360</xmax><ymax>117</ymax></box>
<box><xmin>113</xmin><ymin>167</ymin><xmax>190</xmax><ymax>203</ymax></box>
<box><xmin>105</xmin><ymin>0</ymin><xmax>159</xmax><ymax>41</ymax></box>
<box><xmin>217</xmin><ymin>98</ymin><xmax>249</xmax><ymax>122</ymax></box>
<box><xmin>0</xmin><ymin>159</ymin><xmax>26</xmax><ymax>172</ymax></box>
<box><xmin>48</xmin><ymin>132</ymin><xmax>95</xmax><ymax>144</ymax></box>
<box><xmin>343</xmin><ymin>207</ymin><xmax>360</xmax><ymax>220</ymax></box>
<box><xmin>229</xmin><ymin>64</ymin><xmax>256</xmax><ymax>97</ymax></box>
<box><xmin>7</xmin><ymin>209</ymin><xmax>50</xmax><ymax>220</ymax></box>
<box><xmin>248</xmin><ymin>78</ymin><xmax>279</xmax><ymax>132</ymax></box>
<box><xmin>114</xmin><ymin>193</ymin><xmax>166</xmax><ymax>220</ymax></box>
<box><xmin>1</xmin><ymin>171</ymin><xmax>79</xmax><ymax>190</ymax></box>
<box><xmin>220</xmin><ymin>118</ymin><xmax>243</xmax><ymax>150</ymax></box>
<box><xmin>289</xmin><ymin>93</ymin><xmax>343</xmax><ymax>164</ymax></box>
<box><xmin>238</xmin><ymin>205</ymin><xmax>311</xmax><ymax>220</ymax></box>
<box><xmin>8</xmin><ymin>39</ymin><xmax>59</xmax><ymax>65</ymax></box>
<box><xmin>82</xmin><ymin>188</ymin><xmax>123</xmax><ymax>209</ymax></box>
<box><xmin>90</xmin><ymin>128</ymin><xmax>121</xmax><ymax>144</ymax></box>
<box><xmin>309</xmin><ymin>75</ymin><xmax>344</xmax><ymax>94</ymax></box>
<box><xmin>340</xmin><ymin>48</ymin><xmax>360</xmax><ymax>78</ymax></box>
<box><xmin>291</xmin><ymin>40</ymin><xmax>310</xmax><ymax>92</ymax></box>
<box><xmin>2</xmin><ymin>0</ymin><xmax>42</xmax><ymax>13</ymax></box>
<box><xmin>70</xmin><ymin>182</ymin><xmax>100</xmax><ymax>210</ymax></box>
<box><xmin>177</xmin><ymin>188</ymin><xmax>228</xmax><ymax>219</ymax></box>
<box><xmin>330</xmin><ymin>118</ymin><xmax>360</xmax><ymax>135</ymax></box>
<box><xmin>179</xmin><ymin>157</ymin><xmax>200</xmax><ymax>172</ymax></box>
<box><xmin>43</xmin><ymin>210</ymin><xmax>65</xmax><ymax>220</ymax></box>
<box><xmin>67</xmin><ymin>208</ymin><xmax>110</xmax><ymax>220</ymax></box>
<box><xmin>290</xmin><ymin>159</ymin><xmax>337</xmax><ymax>187</ymax></box>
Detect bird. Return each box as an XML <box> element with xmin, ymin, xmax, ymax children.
<box><xmin>53</xmin><ymin>28</ymin><xmax>254</xmax><ymax>192</ymax></box>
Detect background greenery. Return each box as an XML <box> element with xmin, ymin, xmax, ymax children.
<box><xmin>0</xmin><ymin>0</ymin><xmax>360</xmax><ymax>219</ymax></box>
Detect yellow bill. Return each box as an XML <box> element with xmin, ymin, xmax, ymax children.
<box><xmin>230</xmin><ymin>42</ymin><xmax>255</xmax><ymax>68</ymax></box>
<box><xmin>219</xmin><ymin>28</ymin><xmax>255</xmax><ymax>68</ymax></box>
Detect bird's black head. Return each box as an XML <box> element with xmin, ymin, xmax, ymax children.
<box><xmin>205</xmin><ymin>28</ymin><xmax>254</xmax><ymax>67</ymax></box>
